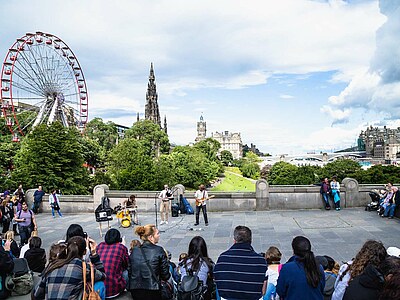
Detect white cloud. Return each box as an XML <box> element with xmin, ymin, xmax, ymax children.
<box><xmin>280</xmin><ymin>94</ymin><xmax>294</xmax><ymax>99</ymax></box>
<box><xmin>326</xmin><ymin>0</ymin><xmax>400</xmax><ymax>123</ymax></box>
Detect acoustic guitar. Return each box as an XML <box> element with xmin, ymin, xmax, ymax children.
<box><xmin>195</xmin><ymin>195</ymin><xmax>215</xmax><ymax>207</ymax></box>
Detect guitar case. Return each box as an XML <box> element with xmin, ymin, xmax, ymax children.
<box><xmin>182</xmin><ymin>196</ymin><xmax>194</xmax><ymax>214</ymax></box>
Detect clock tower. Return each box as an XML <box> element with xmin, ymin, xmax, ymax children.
<box><xmin>195</xmin><ymin>115</ymin><xmax>206</xmax><ymax>142</ymax></box>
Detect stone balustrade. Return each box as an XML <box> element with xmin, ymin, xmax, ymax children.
<box><xmin>25</xmin><ymin>179</ymin><xmax>398</xmax><ymax>217</ymax></box>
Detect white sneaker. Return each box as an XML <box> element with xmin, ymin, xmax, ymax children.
<box><xmin>160</xmin><ymin>221</ymin><xmax>165</xmax><ymax>225</ymax></box>
<box><xmin>165</xmin><ymin>221</ymin><xmax>169</xmax><ymax>225</ymax></box>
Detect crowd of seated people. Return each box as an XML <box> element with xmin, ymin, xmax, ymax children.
<box><xmin>0</xmin><ymin>221</ymin><xmax>400</xmax><ymax>300</ymax></box>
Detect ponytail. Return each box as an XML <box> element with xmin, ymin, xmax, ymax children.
<box><xmin>292</xmin><ymin>236</ymin><xmax>322</xmax><ymax>288</ymax></box>
<box><xmin>302</xmin><ymin>250</ymin><xmax>321</xmax><ymax>288</ymax></box>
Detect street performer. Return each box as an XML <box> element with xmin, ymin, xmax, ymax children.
<box><xmin>194</xmin><ymin>184</ymin><xmax>209</xmax><ymax>226</ymax></box>
<box><xmin>158</xmin><ymin>184</ymin><xmax>173</xmax><ymax>225</ymax></box>
<box><xmin>123</xmin><ymin>194</ymin><xmax>138</xmax><ymax>225</ymax></box>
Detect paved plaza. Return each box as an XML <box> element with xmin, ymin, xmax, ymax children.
<box><xmin>34</xmin><ymin>208</ymin><xmax>400</xmax><ymax>264</ymax></box>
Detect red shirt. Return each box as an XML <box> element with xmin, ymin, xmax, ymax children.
<box><xmin>97</xmin><ymin>242</ymin><xmax>129</xmax><ymax>297</ymax></box>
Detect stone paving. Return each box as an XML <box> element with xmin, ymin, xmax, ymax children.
<box><xmin>33</xmin><ymin>208</ymin><xmax>400</xmax><ymax>264</ymax></box>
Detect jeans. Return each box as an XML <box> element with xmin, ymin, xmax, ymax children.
<box><xmin>18</xmin><ymin>225</ymin><xmax>32</xmax><ymax>246</ymax></box>
<box><xmin>195</xmin><ymin>205</ymin><xmax>208</xmax><ymax>225</ymax></box>
<box><xmin>94</xmin><ymin>281</ymin><xmax>106</xmax><ymax>300</ymax></box>
<box><xmin>322</xmin><ymin>193</ymin><xmax>330</xmax><ymax>208</ymax></box>
<box><xmin>52</xmin><ymin>208</ymin><xmax>62</xmax><ymax>217</ymax></box>
<box><xmin>384</xmin><ymin>203</ymin><xmax>396</xmax><ymax>217</ymax></box>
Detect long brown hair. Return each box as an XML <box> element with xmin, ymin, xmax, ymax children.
<box><xmin>341</xmin><ymin>240</ymin><xmax>387</xmax><ymax>281</ymax></box>
<box><xmin>44</xmin><ymin>236</ymin><xmax>86</xmax><ymax>276</ymax></box>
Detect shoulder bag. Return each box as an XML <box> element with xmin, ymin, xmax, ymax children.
<box><xmin>82</xmin><ymin>261</ymin><xmax>101</xmax><ymax>300</ymax></box>
<box><xmin>140</xmin><ymin>246</ymin><xmax>174</xmax><ymax>300</ymax></box>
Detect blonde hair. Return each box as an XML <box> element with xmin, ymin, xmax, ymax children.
<box><xmin>5</xmin><ymin>230</ymin><xmax>14</xmax><ymax>240</ymax></box>
<box><xmin>135</xmin><ymin>224</ymin><xmax>157</xmax><ymax>241</ymax></box>
<box><xmin>1</xmin><ymin>199</ymin><xmax>8</xmax><ymax>206</ymax></box>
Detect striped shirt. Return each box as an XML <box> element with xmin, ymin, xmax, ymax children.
<box><xmin>214</xmin><ymin>243</ymin><xmax>267</xmax><ymax>300</ymax></box>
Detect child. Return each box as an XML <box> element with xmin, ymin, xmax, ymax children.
<box><xmin>263</xmin><ymin>246</ymin><xmax>282</xmax><ymax>300</ymax></box>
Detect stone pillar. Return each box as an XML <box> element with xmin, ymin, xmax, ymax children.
<box><xmin>25</xmin><ymin>189</ymin><xmax>35</xmax><ymax>209</ymax></box>
<box><xmin>93</xmin><ymin>184</ymin><xmax>109</xmax><ymax>211</ymax></box>
<box><xmin>341</xmin><ymin>178</ymin><xmax>359</xmax><ymax>208</ymax></box>
<box><xmin>256</xmin><ymin>179</ymin><xmax>269</xmax><ymax>210</ymax></box>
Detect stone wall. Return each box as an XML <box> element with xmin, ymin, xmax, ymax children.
<box><xmin>25</xmin><ymin>179</ymin><xmax>398</xmax><ymax>217</ymax></box>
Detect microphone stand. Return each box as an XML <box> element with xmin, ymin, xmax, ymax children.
<box><xmin>155</xmin><ymin>191</ymin><xmax>166</xmax><ymax>233</ymax></box>
<box><xmin>154</xmin><ymin>192</ymin><xmax>158</xmax><ymax>229</ymax></box>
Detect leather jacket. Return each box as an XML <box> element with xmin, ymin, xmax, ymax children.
<box><xmin>128</xmin><ymin>240</ymin><xmax>170</xmax><ymax>290</ymax></box>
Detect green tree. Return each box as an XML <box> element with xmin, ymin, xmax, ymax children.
<box><xmin>238</xmin><ymin>152</ymin><xmax>261</xmax><ymax>180</ymax></box>
<box><xmin>268</xmin><ymin>161</ymin><xmax>298</xmax><ymax>184</ymax></box>
<box><xmin>108</xmin><ymin>138</ymin><xmax>156</xmax><ymax>190</ymax></box>
<box><xmin>194</xmin><ymin>138</ymin><xmax>221</xmax><ymax>162</ymax></box>
<box><xmin>12</xmin><ymin>122</ymin><xmax>88</xmax><ymax>194</ymax></box>
<box><xmin>321</xmin><ymin>159</ymin><xmax>362</xmax><ymax>181</ymax></box>
<box><xmin>354</xmin><ymin>164</ymin><xmax>400</xmax><ymax>184</ymax></box>
<box><xmin>220</xmin><ymin>150</ymin><xmax>233</xmax><ymax>166</ymax></box>
<box><xmin>84</xmin><ymin>117</ymin><xmax>119</xmax><ymax>151</ymax></box>
<box><xmin>125</xmin><ymin>120</ymin><xmax>170</xmax><ymax>156</ymax></box>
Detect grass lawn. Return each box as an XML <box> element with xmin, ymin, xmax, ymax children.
<box><xmin>211</xmin><ymin>170</ymin><xmax>255</xmax><ymax>192</ymax></box>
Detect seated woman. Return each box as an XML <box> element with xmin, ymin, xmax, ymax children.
<box><xmin>4</xmin><ymin>230</ymin><xmax>20</xmax><ymax>258</ymax></box>
<box><xmin>97</xmin><ymin>228</ymin><xmax>129</xmax><ymax>298</ymax></box>
<box><xmin>33</xmin><ymin>236</ymin><xmax>106</xmax><ymax>300</ymax></box>
<box><xmin>180</xmin><ymin>236</ymin><xmax>214</xmax><ymax>300</ymax></box>
<box><xmin>128</xmin><ymin>224</ymin><xmax>170</xmax><ymax>300</ymax></box>
<box><xmin>276</xmin><ymin>236</ymin><xmax>325</xmax><ymax>300</ymax></box>
<box><xmin>24</xmin><ymin>236</ymin><xmax>46</xmax><ymax>273</ymax></box>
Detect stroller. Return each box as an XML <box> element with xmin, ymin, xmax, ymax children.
<box><xmin>365</xmin><ymin>190</ymin><xmax>380</xmax><ymax>211</ymax></box>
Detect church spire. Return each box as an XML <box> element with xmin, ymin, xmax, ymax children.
<box><xmin>145</xmin><ymin>63</ymin><xmax>161</xmax><ymax>127</ymax></box>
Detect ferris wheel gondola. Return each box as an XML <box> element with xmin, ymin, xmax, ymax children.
<box><xmin>0</xmin><ymin>31</ymin><xmax>88</xmax><ymax>141</ymax></box>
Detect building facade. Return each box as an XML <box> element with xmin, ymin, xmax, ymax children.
<box><xmin>212</xmin><ymin>130</ymin><xmax>243</xmax><ymax>159</ymax></box>
<box><xmin>359</xmin><ymin>125</ymin><xmax>400</xmax><ymax>161</ymax></box>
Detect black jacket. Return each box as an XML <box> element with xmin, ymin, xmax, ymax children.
<box><xmin>24</xmin><ymin>247</ymin><xmax>46</xmax><ymax>273</ymax></box>
<box><xmin>0</xmin><ymin>245</ymin><xmax>14</xmax><ymax>299</ymax></box>
<box><xmin>343</xmin><ymin>264</ymin><xmax>384</xmax><ymax>300</ymax></box>
<box><xmin>128</xmin><ymin>241</ymin><xmax>170</xmax><ymax>291</ymax></box>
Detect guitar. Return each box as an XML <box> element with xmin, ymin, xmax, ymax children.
<box><xmin>195</xmin><ymin>195</ymin><xmax>215</xmax><ymax>207</ymax></box>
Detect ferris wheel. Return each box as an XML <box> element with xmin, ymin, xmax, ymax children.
<box><xmin>0</xmin><ymin>31</ymin><xmax>88</xmax><ymax>141</ymax></box>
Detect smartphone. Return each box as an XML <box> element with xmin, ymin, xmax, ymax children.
<box><xmin>84</xmin><ymin>232</ymin><xmax>88</xmax><ymax>239</ymax></box>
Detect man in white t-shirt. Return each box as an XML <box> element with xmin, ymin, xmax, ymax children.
<box><xmin>194</xmin><ymin>184</ymin><xmax>209</xmax><ymax>226</ymax></box>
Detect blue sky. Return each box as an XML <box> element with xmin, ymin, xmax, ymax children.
<box><xmin>1</xmin><ymin>0</ymin><xmax>399</xmax><ymax>155</ymax></box>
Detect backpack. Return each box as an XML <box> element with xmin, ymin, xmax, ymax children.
<box><xmin>177</xmin><ymin>267</ymin><xmax>206</xmax><ymax>300</ymax></box>
<box><xmin>5</xmin><ymin>258</ymin><xmax>34</xmax><ymax>296</ymax></box>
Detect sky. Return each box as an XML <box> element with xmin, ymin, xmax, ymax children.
<box><xmin>1</xmin><ymin>0</ymin><xmax>399</xmax><ymax>155</ymax></box>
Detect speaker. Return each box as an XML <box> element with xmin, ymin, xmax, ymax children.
<box><xmin>171</xmin><ymin>204</ymin><xmax>179</xmax><ymax>217</ymax></box>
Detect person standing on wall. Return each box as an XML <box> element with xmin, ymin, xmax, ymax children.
<box><xmin>49</xmin><ymin>189</ymin><xmax>63</xmax><ymax>218</ymax></box>
<box><xmin>194</xmin><ymin>184</ymin><xmax>209</xmax><ymax>226</ymax></box>
<box><xmin>33</xmin><ymin>185</ymin><xmax>45</xmax><ymax>214</ymax></box>
<box><xmin>158</xmin><ymin>185</ymin><xmax>173</xmax><ymax>225</ymax></box>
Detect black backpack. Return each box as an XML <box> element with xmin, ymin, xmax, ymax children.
<box><xmin>5</xmin><ymin>258</ymin><xmax>34</xmax><ymax>296</ymax></box>
<box><xmin>177</xmin><ymin>267</ymin><xmax>206</xmax><ymax>300</ymax></box>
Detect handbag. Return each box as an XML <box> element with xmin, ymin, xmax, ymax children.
<box><xmin>140</xmin><ymin>246</ymin><xmax>174</xmax><ymax>300</ymax></box>
<box><xmin>82</xmin><ymin>262</ymin><xmax>101</xmax><ymax>300</ymax></box>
